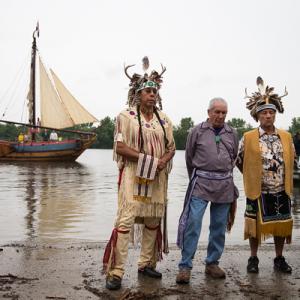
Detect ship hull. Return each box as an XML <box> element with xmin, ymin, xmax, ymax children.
<box><xmin>0</xmin><ymin>137</ymin><xmax>95</xmax><ymax>162</ymax></box>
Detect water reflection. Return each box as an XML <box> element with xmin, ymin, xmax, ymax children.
<box><xmin>292</xmin><ymin>181</ymin><xmax>300</xmax><ymax>229</ymax></box>
<box><xmin>37</xmin><ymin>162</ymin><xmax>88</xmax><ymax>240</ymax></box>
<box><xmin>1</xmin><ymin>160</ymin><xmax>95</xmax><ymax>242</ymax></box>
<box><xmin>24</xmin><ymin>166</ymin><xmax>37</xmax><ymax>238</ymax></box>
<box><xmin>0</xmin><ymin>149</ymin><xmax>300</xmax><ymax>244</ymax></box>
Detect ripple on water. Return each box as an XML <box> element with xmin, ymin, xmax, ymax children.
<box><xmin>1</xmin><ymin>149</ymin><xmax>300</xmax><ymax>245</ymax></box>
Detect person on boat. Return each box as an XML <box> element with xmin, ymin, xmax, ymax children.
<box><xmin>41</xmin><ymin>129</ymin><xmax>49</xmax><ymax>141</ymax></box>
<box><xmin>36</xmin><ymin>117</ymin><xmax>41</xmax><ymax>133</ymax></box>
<box><xmin>18</xmin><ymin>133</ymin><xmax>24</xmax><ymax>143</ymax></box>
<box><xmin>24</xmin><ymin>132</ymin><xmax>30</xmax><ymax>142</ymax></box>
<box><xmin>103</xmin><ymin>57</ymin><xmax>175</xmax><ymax>290</ymax></box>
<box><xmin>49</xmin><ymin>130</ymin><xmax>58</xmax><ymax>141</ymax></box>
<box><xmin>176</xmin><ymin>98</ymin><xmax>239</xmax><ymax>284</ymax></box>
<box><xmin>236</xmin><ymin>77</ymin><xmax>294</xmax><ymax>274</ymax></box>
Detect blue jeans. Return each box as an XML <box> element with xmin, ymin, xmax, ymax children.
<box><xmin>178</xmin><ymin>196</ymin><xmax>230</xmax><ymax>269</ymax></box>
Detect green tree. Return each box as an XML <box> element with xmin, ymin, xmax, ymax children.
<box><xmin>173</xmin><ymin>117</ymin><xmax>194</xmax><ymax>150</ymax></box>
<box><xmin>288</xmin><ymin>117</ymin><xmax>300</xmax><ymax>136</ymax></box>
<box><xmin>92</xmin><ymin>116</ymin><xmax>115</xmax><ymax>149</ymax></box>
<box><xmin>59</xmin><ymin>123</ymin><xmax>94</xmax><ymax>140</ymax></box>
<box><xmin>0</xmin><ymin>123</ymin><xmax>22</xmax><ymax>141</ymax></box>
<box><xmin>227</xmin><ymin>118</ymin><xmax>253</xmax><ymax>139</ymax></box>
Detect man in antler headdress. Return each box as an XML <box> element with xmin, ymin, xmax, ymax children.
<box><xmin>103</xmin><ymin>57</ymin><xmax>175</xmax><ymax>290</ymax></box>
<box><xmin>236</xmin><ymin>77</ymin><xmax>294</xmax><ymax>274</ymax></box>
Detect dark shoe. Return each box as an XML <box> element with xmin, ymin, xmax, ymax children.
<box><xmin>106</xmin><ymin>275</ymin><xmax>122</xmax><ymax>290</ymax></box>
<box><xmin>176</xmin><ymin>268</ymin><xmax>191</xmax><ymax>284</ymax></box>
<box><xmin>274</xmin><ymin>256</ymin><xmax>292</xmax><ymax>273</ymax></box>
<box><xmin>138</xmin><ymin>266</ymin><xmax>162</xmax><ymax>279</ymax></box>
<box><xmin>247</xmin><ymin>256</ymin><xmax>259</xmax><ymax>273</ymax></box>
<box><xmin>205</xmin><ymin>264</ymin><xmax>226</xmax><ymax>279</ymax></box>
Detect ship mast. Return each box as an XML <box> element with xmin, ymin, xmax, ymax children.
<box><xmin>29</xmin><ymin>23</ymin><xmax>39</xmax><ymax>141</ymax></box>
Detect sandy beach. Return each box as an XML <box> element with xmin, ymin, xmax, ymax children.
<box><xmin>1</xmin><ymin>240</ymin><xmax>300</xmax><ymax>299</ymax></box>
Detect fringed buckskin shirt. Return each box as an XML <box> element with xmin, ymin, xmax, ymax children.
<box><xmin>185</xmin><ymin>121</ymin><xmax>239</xmax><ymax>203</ymax></box>
<box><xmin>113</xmin><ymin>107</ymin><xmax>175</xmax><ymax>218</ymax></box>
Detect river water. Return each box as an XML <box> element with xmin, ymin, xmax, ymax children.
<box><xmin>1</xmin><ymin>149</ymin><xmax>300</xmax><ymax>245</ymax></box>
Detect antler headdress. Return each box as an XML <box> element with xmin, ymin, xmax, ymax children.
<box><xmin>245</xmin><ymin>76</ymin><xmax>288</xmax><ymax>121</ymax></box>
<box><xmin>124</xmin><ymin>56</ymin><xmax>166</xmax><ymax>110</ymax></box>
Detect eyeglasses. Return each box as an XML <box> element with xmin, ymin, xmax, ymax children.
<box><xmin>144</xmin><ymin>88</ymin><xmax>158</xmax><ymax>95</ymax></box>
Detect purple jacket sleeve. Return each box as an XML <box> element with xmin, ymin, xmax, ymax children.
<box><xmin>185</xmin><ymin>127</ymin><xmax>197</xmax><ymax>179</ymax></box>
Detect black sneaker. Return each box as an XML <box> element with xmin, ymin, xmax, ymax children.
<box><xmin>274</xmin><ymin>256</ymin><xmax>292</xmax><ymax>273</ymax></box>
<box><xmin>138</xmin><ymin>266</ymin><xmax>162</xmax><ymax>279</ymax></box>
<box><xmin>247</xmin><ymin>256</ymin><xmax>259</xmax><ymax>273</ymax></box>
<box><xmin>106</xmin><ymin>275</ymin><xmax>122</xmax><ymax>290</ymax></box>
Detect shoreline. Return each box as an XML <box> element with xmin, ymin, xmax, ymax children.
<box><xmin>1</xmin><ymin>241</ymin><xmax>300</xmax><ymax>299</ymax></box>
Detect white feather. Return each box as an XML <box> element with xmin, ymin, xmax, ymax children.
<box><xmin>256</xmin><ymin>76</ymin><xmax>266</xmax><ymax>95</ymax></box>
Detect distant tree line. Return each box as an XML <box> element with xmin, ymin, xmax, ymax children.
<box><xmin>0</xmin><ymin>123</ymin><xmax>20</xmax><ymax>139</ymax></box>
<box><xmin>91</xmin><ymin>117</ymin><xmax>115</xmax><ymax>149</ymax></box>
<box><xmin>289</xmin><ymin>117</ymin><xmax>300</xmax><ymax>136</ymax></box>
<box><xmin>227</xmin><ymin>118</ymin><xmax>253</xmax><ymax>139</ymax></box>
<box><xmin>1</xmin><ymin>116</ymin><xmax>300</xmax><ymax>150</ymax></box>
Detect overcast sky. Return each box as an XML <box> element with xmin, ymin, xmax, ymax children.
<box><xmin>0</xmin><ymin>0</ymin><xmax>299</xmax><ymax>129</ymax></box>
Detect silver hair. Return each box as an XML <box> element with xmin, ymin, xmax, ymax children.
<box><xmin>208</xmin><ymin>97</ymin><xmax>228</xmax><ymax>110</ymax></box>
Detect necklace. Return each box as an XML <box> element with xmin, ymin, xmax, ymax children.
<box><xmin>215</xmin><ymin>135</ymin><xmax>221</xmax><ymax>144</ymax></box>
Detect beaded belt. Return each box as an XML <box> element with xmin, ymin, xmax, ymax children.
<box><xmin>195</xmin><ymin>169</ymin><xmax>232</xmax><ymax>180</ymax></box>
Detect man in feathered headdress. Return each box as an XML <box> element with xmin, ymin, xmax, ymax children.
<box><xmin>102</xmin><ymin>57</ymin><xmax>175</xmax><ymax>290</ymax></box>
<box><xmin>236</xmin><ymin>77</ymin><xmax>294</xmax><ymax>274</ymax></box>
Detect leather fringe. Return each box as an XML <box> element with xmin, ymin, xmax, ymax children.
<box><xmin>102</xmin><ymin>228</ymin><xmax>129</xmax><ymax>274</ymax></box>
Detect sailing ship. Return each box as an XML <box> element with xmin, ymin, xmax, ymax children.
<box><xmin>0</xmin><ymin>24</ymin><xmax>98</xmax><ymax>161</ymax></box>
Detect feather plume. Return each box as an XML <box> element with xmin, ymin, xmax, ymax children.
<box><xmin>276</xmin><ymin>99</ymin><xmax>284</xmax><ymax>113</ymax></box>
<box><xmin>142</xmin><ymin>56</ymin><xmax>149</xmax><ymax>72</ymax></box>
<box><xmin>256</xmin><ymin>76</ymin><xmax>265</xmax><ymax>94</ymax></box>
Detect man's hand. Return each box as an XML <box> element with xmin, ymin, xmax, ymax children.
<box><xmin>157</xmin><ymin>158</ymin><xmax>167</xmax><ymax>171</ymax></box>
<box><xmin>157</xmin><ymin>149</ymin><xmax>175</xmax><ymax>172</ymax></box>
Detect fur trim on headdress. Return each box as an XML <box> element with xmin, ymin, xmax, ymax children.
<box><xmin>124</xmin><ymin>56</ymin><xmax>166</xmax><ymax>110</ymax></box>
<box><xmin>245</xmin><ymin>76</ymin><xmax>288</xmax><ymax>121</ymax></box>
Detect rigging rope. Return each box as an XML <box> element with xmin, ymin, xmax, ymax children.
<box><xmin>0</xmin><ymin>51</ymin><xmax>31</xmax><ymax>120</ymax></box>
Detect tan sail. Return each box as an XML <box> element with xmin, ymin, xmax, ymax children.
<box><xmin>39</xmin><ymin>57</ymin><xmax>98</xmax><ymax>129</ymax></box>
<box><xmin>39</xmin><ymin>57</ymin><xmax>74</xmax><ymax>129</ymax></box>
<box><xmin>50</xmin><ymin>69</ymin><xmax>98</xmax><ymax>126</ymax></box>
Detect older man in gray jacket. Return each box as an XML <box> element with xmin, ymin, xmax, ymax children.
<box><xmin>176</xmin><ymin>98</ymin><xmax>239</xmax><ymax>284</ymax></box>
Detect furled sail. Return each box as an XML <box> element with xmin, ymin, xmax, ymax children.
<box><xmin>26</xmin><ymin>55</ymin><xmax>34</xmax><ymax>124</ymax></box>
<box><xmin>39</xmin><ymin>56</ymin><xmax>98</xmax><ymax>129</ymax></box>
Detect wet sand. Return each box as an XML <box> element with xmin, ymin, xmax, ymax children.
<box><xmin>1</xmin><ymin>241</ymin><xmax>300</xmax><ymax>299</ymax></box>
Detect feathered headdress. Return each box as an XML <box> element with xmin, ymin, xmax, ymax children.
<box><xmin>245</xmin><ymin>76</ymin><xmax>288</xmax><ymax>121</ymax></box>
<box><xmin>124</xmin><ymin>56</ymin><xmax>166</xmax><ymax>110</ymax></box>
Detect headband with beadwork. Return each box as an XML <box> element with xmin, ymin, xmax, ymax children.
<box><xmin>137</xmin><ymin>80</ymin><xmax>159</xmax><ymax>92</ymax></box>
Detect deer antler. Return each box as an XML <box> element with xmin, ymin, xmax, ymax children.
<box><xmin>280</xmin><ymin>86</ymin><xmax>288</xmax><ymax>98</ymax></box>
<box><xmin>244</xmin><ymin>88</ymin><xmax>251</xmax><ymax>99</ymax></box>
<box><xmin>159</xmin><ymin>64</ymin><xmax>166</xmax><ymax>77</ymax></box>
<box><xmin>124</xmin><ymin>64</ymin><xmax>135</xmax><ymax>80</ymax></box>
